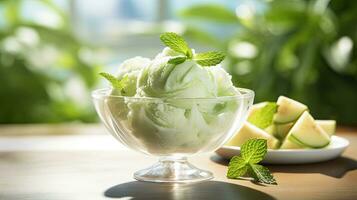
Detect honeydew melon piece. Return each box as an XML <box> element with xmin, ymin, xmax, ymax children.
<box><xmin>272</xmin><ymin>122</ymin><xmax>294</xmax><ymax>140</ymax></box>
<box><xmin>248</xmin><ymin>102</ymin><xmax>269</xmax><ymax>117</ymax></box>
<box><xmin>316</xmin><ymin>120</ymin><xmax>336</xmax><ymax>136</ymax></box>
<box><xmin>280</xmin><ymin>136</ymin><xmax>304</xmax><ymax>149</ymax></box>
<box><xmin>226</xmin><ymin>122</ymin><xmax>279</xmax><ymax>149</ymax></box>
<box><xmin>264</xmin><ymin>125</ymin><xmax>275</xmax><ymax>135</ymax></box>
<box><xmin>273</xmin><ymin>96</ymin><xmax>308</xmax><ymax>124</ymax></box>
<box><xmin>281</xmin><ymin>111</ymin><xmax>330</xmax><ymax>149</ymax></box>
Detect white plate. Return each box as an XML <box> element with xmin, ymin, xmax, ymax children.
<box><xmin>216</xmin><ymin>136</ymin><xmax>349</xmax><ymax>164</ymax></box>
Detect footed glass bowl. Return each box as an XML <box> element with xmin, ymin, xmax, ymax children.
<box><xmin>92</xmin><ymin>88</ymin><xmax>254</xmax><ymax>183</ymax></box>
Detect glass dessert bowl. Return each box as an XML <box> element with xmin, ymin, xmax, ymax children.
<box><xmin>92</xmin><ymin>87</ymin><xmax>254</xmax><ymax>183</ymax></box>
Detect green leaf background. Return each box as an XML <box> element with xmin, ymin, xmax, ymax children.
<box><xmin>0</xmin><ymin>0</ymin><xmax>98</xmax><ymax>123</ymax></box>
<box><xmin>1</xmin><ymin>1</ymin><xmax>356</xmax><ymax>125</ymax></box>
<box><xmin>180</xmin><ymin>0</ymin><xmax>357</xmax><ymax>125</ymax></box>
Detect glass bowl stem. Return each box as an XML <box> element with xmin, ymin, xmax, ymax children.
<box><xmin>134</xmin><ymin>156</ymin><xmax>213</xmax><ymax>183</ymax></box>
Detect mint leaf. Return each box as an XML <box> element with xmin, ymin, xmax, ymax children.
<box><xmin>249</xmin><ymin>164</ymin><xmax>277</xmax><ymax>185</ymax></box>
<box><xmin>227</xmin><ymin>139</ymin><xmax>276</xmax><ymax>185</ymax></box>
<box><xmin>227</xmin><ymin>156</ymin><xmax>249</xmax><ymax>179</ymax></box>
<box><xmin>160</xmin><ymin>32</ymin><xmax>193</xmax><ymax>58</ymax></box>
<box><xmin>168</xmin><ymin>56</ymin><xmax>187</xmax><ymax>65</ymax></box>
<box><xmin>194</xmin><ymin>51</ymin><xmax>225</xmax><ymax>66</ymax></box>
<box><xmin>241</xmin><ymin>139</ymin><xmax>267</xmax><ymax>164</ymax></box>
<box><xmin>248</xmin><ymin>102</ymin><xmax>278</xmax><ymax>129</ymax></box>
<box><xmin>160</xmin><ymin>33</ymin><xmax>225</xmax><ymax>66</ymax></box>
<box><xmin>99</xmin><ymin>72</ymin><xmax>128</xmax><ymax>90</ymax></box>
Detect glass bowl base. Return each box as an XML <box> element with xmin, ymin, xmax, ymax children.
<box><xmin>133</xmin><ymin>157</ymin><xmax>213</xmax><ymax>183</ymax></box>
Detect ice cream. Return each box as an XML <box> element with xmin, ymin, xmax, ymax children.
<box><xmin>113</xmin><ymin>56</ymin><xmax>151</xmax><ymax>96</ymax></box>
<box><xmin>105</xmin><ymin>56</ymin><xmax>151</xmax><ymax>120</ymax></box>
<box><xmin>137</xmin><ymin>48</ymin><xmax>216</xmax><ymax>98</ymax></box>
<box><xmin>102</xmin><ymin>33</ymin><xmax>243</xmax><ymax>155</ymax></box>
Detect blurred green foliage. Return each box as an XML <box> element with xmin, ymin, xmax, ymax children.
<box><xmin>181</xmin><ymin>0</ymin><xmax>357</xmax><ymax>125</ymax></box>
<box><xmin>0</xmin><ymin>0</ymin><xmax>98</xmax><ymax>123</ymax></box>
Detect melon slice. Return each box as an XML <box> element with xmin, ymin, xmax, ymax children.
<box><xmin>273</xmin><ymin>96</ymin><xmax>308</xmax><ymax>124</ymax></box>
<box><xmin>264</xmin><ymin>125</ymin><xmax>275</xmax><ymax>135</ymax></box>
<box><xmin>316</xmin><ymin>120</ymin><xmax>336</xmax><ymax>136</ymax></box>
<box><xmin>280</xmin><ymin>137</ymin><xmax>303</xmax><ymax>149</ymax></box>
<box><xmin>272</xmin><ymin>122</ymin><xmax>294</xmax><ymax>140</ymax></box>
<box><xmin>226</xmin><ymin>122</ymin><xmax>279</xmax><ymax>149</ymax></box>
<box><xmin>281</xmin><ymin>111</ymin><xmax>330</xmax><ymax>149</ymax></box>
<box><xmin>248</xmin><ymin>102</ymin><xmax>268</xmax><ymax>117</ymax></box>
<box><xmin>248</xmin><ymin>102</ymin><xmax>278</xmax><ymax>130</ymax></box>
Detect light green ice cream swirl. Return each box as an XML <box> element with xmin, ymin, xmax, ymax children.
<box><xmin>112</xmin><ymin>48</ymin><xmax>241</xmax><ymax>154</ymax></box>
<box><xmin>114</xmin><ymin>56</ymin><xmax>151</xmax><ymax>96</ymax></box>
<box><xmin>107</xmin><ymin>56</ymin><xmax>150</xmax><ymax>120</ymax></box>
<box><xmin>137</xmin><ymin>48</ymin><xmax>217</xmax><ymax>98</ymax></box>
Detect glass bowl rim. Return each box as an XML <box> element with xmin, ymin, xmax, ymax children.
<box><xmin>92</xmin><ymin>87</ymin><xmax>254</xmax><ymax>101</ymax></box>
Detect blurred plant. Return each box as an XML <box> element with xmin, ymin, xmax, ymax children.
<box><xmin>180</xmin><ymin>0</ymin><xmax>357</xmax><ymax>125</ymax></box>
<box><xmin>0</xmin><ymin>0</ymin><xmax>99</xmax><ymax>123</ymax></box>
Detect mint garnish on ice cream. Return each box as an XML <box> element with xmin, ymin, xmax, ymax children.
<box><xmin>160</xmin><ymin>32</ymin><xmax>225</xmax><ymax>66</ymax></box>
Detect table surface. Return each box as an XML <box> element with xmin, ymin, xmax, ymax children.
<box><xmin>0</xmin><ymin>124</ymin><xmax>356</xmax><ymax>200</ymax></box>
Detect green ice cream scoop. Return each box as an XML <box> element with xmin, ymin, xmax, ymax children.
<box><xmin>114</xmin><ymin>56</ymin><xmax>151</xmax><ymax>96</ymax></box>
<box><xmin>125</xmin><ymin>48</ymin><xmax>239</xmax><ymax>153</ymax></box>
<box><xmin>137</xmin><ymin>55</ymin><xmax>217</xmax><ymax>98</ymax></box>
<box><xmin>106</xmin><ymin>56</ymin><xmax>151</xmax><ymax>120</ymax></box>
<box><xmin>101</xmin><ymin>33</ymin><xmax>241</xmax><ymax>154</ymax></box>
<box><xmin>93</xmin><ymin>33</ymin><xmax>256</xmax><ymax>184</ymax></box>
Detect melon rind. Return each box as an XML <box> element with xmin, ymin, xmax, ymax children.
<box><xmin>282</xmin><ymin>111</ymin><xmax>330</xmax><ymax>149</ymax></box>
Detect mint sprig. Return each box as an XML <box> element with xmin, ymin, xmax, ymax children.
<box><xmin>241</xmin><ymin>138</ymin><xmax>267</xmax><ymax>163</ymax></box>
<box><xmin>194</xmin><ymin>51</ymin><xmax>225</xmax><ymax>66</ymax></box>
<box><xmin>227</xmin><ymin>139</ymin><xmax>277</xmax><ymax>185</ymax></box>
<box><xmin>160</xmin><ymin>32</ymin><xmax>225</xmax><ymax>66</ymax></box>
<box><xmin>160</xmin><ymin>32</ymin><xmax>193</xmax><ymax>58</ymax></box>
<box><xmin>99</xmin><ymin>72</ymin><xmax>129</xmax><ymax>91</ymax></box>
<box><xmin>227</xmin><ymin>156</ymin><xmax>249</xmax><ymax>178</ymax></box>
<box><xmin>248</xmin><ymin>102</ymin><xmax>278</xmax><ymax>129</ymax></box>
<box><xmin>168</xmin><ymin>56</ymin><xmax>187</xmax><ymax>65</ymax></box>
<box><xmin>249</xmin><ymin>164</ymin><xmax>277</xmax><ymax>185</ymax></box>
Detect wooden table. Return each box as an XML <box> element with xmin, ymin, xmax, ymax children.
<box><xmin>0</xmin><ymin>125</ymin><xmax>356</xmax><ymax>200</ymax></box>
